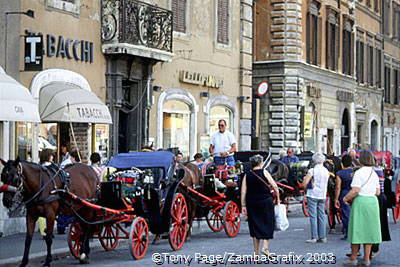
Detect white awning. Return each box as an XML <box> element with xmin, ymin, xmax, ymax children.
<box><xmin>39</xmin><ymin>83</ymin><xmax>112</xmax><ymax>124</ymax></box>
<box><xmin>0</xmin><ymin>67</ymin><xmax>41</xmax><ymax>122</ymax></box>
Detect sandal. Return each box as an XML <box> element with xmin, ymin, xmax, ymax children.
<box><xmin>261</xmin><ymin>248</ymin><xmax>270</xmax><ymax>256</ymax></box>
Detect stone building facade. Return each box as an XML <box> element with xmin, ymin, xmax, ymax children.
<box><xmin>382</xmin><ymin>0</ymin><xmax>400</xmax><ymax>157</ymax></box>
<box><xmin>148</xmin><ymin>0</ymin><xmax>253</xmax><ymax>158</ymax></box>
<box><xmin>253</xmin><ymin>0</ymin><xmax>384</xmax><ymax>156</ymax></box>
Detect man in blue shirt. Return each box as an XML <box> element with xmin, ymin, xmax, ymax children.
<box><xmin>280</xmin><ymin>148</ymin><xmax>299</xmax><ymax>165</ymax></box>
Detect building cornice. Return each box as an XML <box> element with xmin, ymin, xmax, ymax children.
<box><xmin>253</xmin><ymin>60</ymin><xmax>356</xmax><ymax>88</ymax></box>
<box><xmin>355</xmin><ymin>2</ymin><xmax>381</xmax><ymax>22</ymax></box>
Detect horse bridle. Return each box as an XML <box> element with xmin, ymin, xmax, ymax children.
<box><xmin>13</xmin><ymin>162</ymin><xmax>62</xmax><ymax>209</ymax></box>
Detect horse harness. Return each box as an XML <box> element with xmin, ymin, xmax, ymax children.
<box><xmin>17</xmin><ymin>162</ymin><xmax>71</xmax><ymax>208</ymax></box>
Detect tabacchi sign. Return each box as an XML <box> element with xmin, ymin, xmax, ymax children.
<box><xmin>24</xmin><ymin>32</ymin><xmax>94</xmax><ymax>71</ymax></box>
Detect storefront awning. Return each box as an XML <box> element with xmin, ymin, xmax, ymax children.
<box><xmin>0</xmin><ymin>67</ymin><xmax>41</xmax><ymax>122</ymax></box>
<box><xmin>39</xmin><ymin>83</ymin><xmax>112</xmax><ymax>124</ymax></box>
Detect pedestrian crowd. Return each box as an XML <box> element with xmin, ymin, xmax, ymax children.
<box><xmin>241</xmin><ymin>148</ymin><xmax>391</xmax><ymax>267</ymax></box>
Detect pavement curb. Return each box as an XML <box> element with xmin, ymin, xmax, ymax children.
<box><xmin>0</xmin><ymin>240</ymin><xmax>104</xmax><ymax>266</ymax></box>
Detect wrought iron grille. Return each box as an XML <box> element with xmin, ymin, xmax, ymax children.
<box><xmin>102</xmin><ymin>0</ymin><xmax>173</xmax><ymax>53</ymax></box>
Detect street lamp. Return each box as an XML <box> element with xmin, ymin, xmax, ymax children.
<box><xmin>4</xmin><ymin>9</ymin><xmax>35</xmax><ymax>71</ymax></box>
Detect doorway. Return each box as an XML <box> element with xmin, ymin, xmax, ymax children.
<box><xmin>327</xmin><ymin>129</ymin><xmax>334</xmax><ymax>155</ymax></box>
<box><xmin>371</xmin><ymin>120</ymin><xmax>378</xmax><ymax>150</ymax></box>
<box><xmin>118</xmin><ymin>79</ymin><xmax>147</xmax><ymax>153</ymax></box>
<box><xmin>341</xmin><ymin>109</ymin><xmax>350</xmax><ymax>153</ymax></box>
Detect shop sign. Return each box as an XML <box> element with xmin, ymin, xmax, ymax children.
<box><xmin>336</xmin><ymin>90</ymin><xmax>354</xmax><ymax>102</ymax></box>
<box><xmin>179</xmin><ymin>70</ymin><xmax>223</xmax><ymax>88</ymax></box>
<box><xmin>24</xmin><ymin>35</ymin><xmax>43</xmax><ymax>71</ymax></box>
<box><xmin>304</xmin><ymin>112</ymin><xmax>313</xmax><ymax>138</ymax></box>
<box><xmin>76</xmin><ymin>107</ymin><xmax>107</xmax><ymax>120</ymax></box>
<box><xmin>46</xmin><ymin>34</ymin><xmax>93</xmax><ymax>63</ymax></box>
<box><xmin>25</xmin><ymin>31</ymin><xmax>94</xmax><ymax>64</ymax></box>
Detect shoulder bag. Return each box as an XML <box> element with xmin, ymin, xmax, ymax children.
<box><xmin>347</xmin><ymin>168</ymin><xmax>374</xmax><ymax>205</ymax></box>
<box><xmin>250</xmin><ymin>170</ymin><xmax>277</xmax><ymax>200</ymax></box>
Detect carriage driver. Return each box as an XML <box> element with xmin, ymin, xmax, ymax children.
<box><xmin>209</xmin><ymin>119</ymin><xmax>237</xmax><ymax>166</ymax></box>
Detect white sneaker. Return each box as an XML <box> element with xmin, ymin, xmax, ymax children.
<box><xmin>305</xmin><ymin>239</ymin><xmax>317</xmax><ymax>243</ymax></box>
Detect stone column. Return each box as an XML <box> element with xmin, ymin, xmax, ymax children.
<box><xmin>239</xmin><ymin>0</ymin><xmax>253</xmax><ymax>150</ymax></box>
<box><xmin>258</xmin><ymin>0</ymin><xmax>304</xmax><ymax>157</ymax></box>
<box><xmin>105</xmin><ymin>57</ymin><xmax>124</xmax><ymax>156</ymax></box>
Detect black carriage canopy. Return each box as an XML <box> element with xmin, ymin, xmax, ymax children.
<box><xmin>107</xmin><ymin>151</ymin><xmax>175</xmax><ymax>181</ymax></box>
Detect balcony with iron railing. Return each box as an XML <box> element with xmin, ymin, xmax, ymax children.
<box><xmin>101</xmin><ymin>0</ymin><xmax>173</xmax><ymax>62</ymax></box>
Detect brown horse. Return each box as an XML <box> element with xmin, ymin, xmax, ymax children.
<box><xmin>177</xmin><ymin>162</ymin><xmax>203</xmax><ymax>240</ymax></box>
<box><xmin>1</xmin><ymin>158</ymin><xmax>98</xmax><ymax>267</ymax></box>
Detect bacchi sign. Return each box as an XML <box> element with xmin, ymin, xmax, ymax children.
<box><xmin>24</xmin><ymin>32</ymin><xmax>94</xmax><ymax>71</ymax></box>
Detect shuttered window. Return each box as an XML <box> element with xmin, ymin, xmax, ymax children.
<box><xmin>306</xmin><ymin>2</ymin><xmax>321</xmax><ymax>66</ymax></box>
<box><xmin>384</xmin><ymin>0</ymin><xmax>390</xmax><ymax>36</ymax></box>
<box><xmin>325</xmin><ymin>10</ymin><xmax>339</xmax><ymax>71</ymax></box>
<box><xmin>376</xmin><ymin>48</ymin><xmax>382</xmax><ymax>87</ymax></box>
<box><xmin>356</xmin><ymin>40</ymin><xmax>365</xmax><ymax>84</ymax></box>
<box><xmin>368</xmin><ymin>44</ymin><xmax>374</xmax><ymax>86</ymax></box>
<box><xmin>217</xmin><ymin>0</ymin><xmax>230</xmax><ymax>45</ymax></box>
<box><xmin>172</xmin><ymin>0</ymin><xmax>186</xmax><ymax>33</ymax></box>
<box><xmin>374</xmin><ymin>0</ymin><xmax>379</xmax><ymax>12</ymax></box>
<box><xmin>394</xmin><ymin>69</ymin><xmax>399</xmax><ymax>105</ymax></box>
<box><xmin>342</xmin><ymin>20</ymin><xmax>354</xmax><ymax>75</ymax></box>
<box><xmin>384</xmin><ymin>66</ymin><xmax>391</xmax><ymax>103</ymax></box>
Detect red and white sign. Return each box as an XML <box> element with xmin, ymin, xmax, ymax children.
<box><xmin>256</xmin><ymin>81</ymin><xmax>269</xmax><ymax>97</ymax></box>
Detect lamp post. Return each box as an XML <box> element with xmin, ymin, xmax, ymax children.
<box><xmin>4</xmin><ymin>9</ymin><xmax>35</xmax><ymax>72</ymax></box>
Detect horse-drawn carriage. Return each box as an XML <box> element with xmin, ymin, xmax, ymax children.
<box><xmin>64</xmin><ymin>151</ymin><xmax>189</xmax><ymax>260</ymax></box>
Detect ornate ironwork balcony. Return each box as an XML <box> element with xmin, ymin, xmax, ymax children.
<box><xmin>102</xmin><ymin>0</ymin><xmax>173</xmax><ymax>61</ymax></box>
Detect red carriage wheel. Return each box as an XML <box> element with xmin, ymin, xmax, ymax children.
<box><xmin>206</xmin><ymin>207</ymin><xmax>224</xmax><ymax>232</ymax></box>
<box><xmin>302</xmin><ymin>196</ymin><xmax>310</xmax><ymax>217</ymax></box>
<box><xmin>129</xmin><ymin>217</ymin><xmax>149</xmax><ymax>260</ymax></box>
<box><xmin>68</xmin><ymin>222</ymin><xmax>82</xmax><ymax>259</ymax></box>
<box><xmin>169</xmin><ymin>193</ymin><xmax>188</xmax><ymax>251</ymax></box>
<box><xmin>223</xmin><ymin>201</ymin><xmax>241</xmax><ymax>238</ymax></box>
<box><xmin>99</xmin><ymin>224</ymin><xmax>120</xmax><ymax>251</ymax></box>
<box><xmin>393</xmin><ymin>183</ymin><xmax>400</xmax><ymax>224</ymax></box>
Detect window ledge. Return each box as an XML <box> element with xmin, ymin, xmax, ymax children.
<box><xmin>46</xmin><ymin>0</ymin><xmax>80</xmax><ymax>16</ymax></box>
<box><xmin>214</xmin><ymin>42</ymin><xmax>232</xmax><ymax>54</ymax></box>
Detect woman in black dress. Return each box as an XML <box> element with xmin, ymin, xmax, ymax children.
<box><xmin>241</xmin><ymin>154</ymin><xmax>280</xmax><ymax>255</ymax></box>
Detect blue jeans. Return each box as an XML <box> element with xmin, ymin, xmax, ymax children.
<box><xmin>340</xmin><ymin>199</ymin><xmax>351</xmax><ymax>238</ymax></box>
<box><xmin>308</xmin><ymin>197</ymin><xmax>326</xmax><ymax>239</ymax></box>
<box><xmin>214</xmin><ymin>156</ymin><xmax>235</xmax><ymax>166</ymax></box>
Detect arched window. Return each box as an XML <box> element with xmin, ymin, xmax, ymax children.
<box><xmin>162</xmin><ymin>100</ymin><xmax>191</xmax><ymax>157</ymax></box>
<box><xmin>209</xmin><ymin>106</ymin><xmax>233</xmax><ymax>135</ymax></box>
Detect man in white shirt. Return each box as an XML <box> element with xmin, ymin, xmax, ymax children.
<box><xmin>209</xmin><ymin>119</ymin><xmax>237</xmax><ymax>166</ymax></box>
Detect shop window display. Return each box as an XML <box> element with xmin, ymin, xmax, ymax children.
<box><xmin>16</xmin><ymin>122</ymin><xmax>33</xmax><ymax>161</ymax></box>
<box><xmin>163</xmin><ymin>100</ymin><xmax>190</xmax><ymax>157</ymax></box>
<box><xmin>38</xmin><ymin>123</ymin><xmax>58</xmax><ymax>153</ymax></box>
<box><xmin>93</xmin><ymin>124</ymin><xmax>109</xmax><ymax>164</ymax></box>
